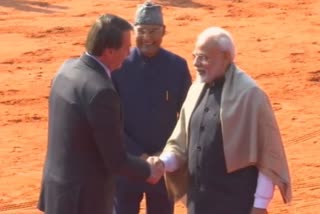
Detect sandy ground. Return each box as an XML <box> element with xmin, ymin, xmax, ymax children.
<box><xmin>0</xmin><ymin>0</ymin><xmax>320</xmax><ymax>213</ymax></box>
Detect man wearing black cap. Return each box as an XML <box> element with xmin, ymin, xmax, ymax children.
<box><xmin>112</xmin><ymin>1</ymin><xmax>191</xmax><ymax>214</ymax></box>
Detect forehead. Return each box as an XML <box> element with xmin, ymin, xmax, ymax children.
<box><xmin>193</xmin><ymin>38</ymin><xmax>219</xmax><ymax>55</ymax></box>
<box><xmin>193</xmin><ymin>42</ymin><xmax>211</xmax><ymax>55</ymax></box>
<box><xmin>135</xmin><ymin>24</ymin><xmax>163</xmax><ymax>30</ymax></box>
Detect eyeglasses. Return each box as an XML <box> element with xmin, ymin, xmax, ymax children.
<box><xmin>135</xmin><ymin>27</ymin><xmax>163</xmax><ymax>37</ymax></box>
<box><xmin>192</xmin><ymin>53</ymin><xmax>210</xmax><ymax>63</ymax></box>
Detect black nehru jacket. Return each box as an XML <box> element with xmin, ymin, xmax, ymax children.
<box><xmin>187</xmin><ymin>76</ymin><xmax>258</xmax><ymax>214</ymax></box>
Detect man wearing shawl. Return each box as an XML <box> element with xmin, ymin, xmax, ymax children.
<box><xmin>152</xmin><ymin>27</ymin><xmax>292</xmax><ymax>214</ymax></box>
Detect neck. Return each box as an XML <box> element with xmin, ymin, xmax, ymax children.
<box><xmin>139</xmin><ymin>48</ymin><xmax>161</xmax><ymax>59</ymax></box>
<box><xmin>98</xmin><ymin>57</ymin><xmax>113</xmax><ymax>72</ymax></box>
<box><xmin>208</xmin><ymin>74</ymin><xmax>225</xmax><ymax>87</ymax></box>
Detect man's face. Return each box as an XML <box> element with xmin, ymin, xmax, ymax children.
<box><xmin>192</xmin><ymin>38</ymin><xmax>230</xmax><ymax>84</ymax></box>
<box><xmin>110</xmin><ymin>30</ymin><xmax>131</xmax><ymax>71</ymax></box>
<box><xmin>134</xmin><ymin>24</ymin><xmax>165</xmax><ymax>57</ymax></box>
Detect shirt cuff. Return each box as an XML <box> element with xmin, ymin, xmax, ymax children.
<box><xmin>159</xmin><ymin>152</ymin><xmax>179</xmax><ymax>172</ymax></box>
<box><xmin>253</xmin><ymin>171</ymin><xmax>275</xmax><ymax>209</ymax></box>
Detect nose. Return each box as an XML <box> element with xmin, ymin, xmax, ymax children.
<box><xmin>141</xmin><ymin>32</ymin><xmax>152</xmax><ymax>42</ymax></box>
<box><xmin>193</xmin><ymin>56</ymin><xmax>202</xmax><ymax>67</ymax></box>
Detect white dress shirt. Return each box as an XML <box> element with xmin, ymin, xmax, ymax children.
<box><xmin>159</xmin><ymin>152</ymin><xmax>274</xmax><ymax>209</ymax></box>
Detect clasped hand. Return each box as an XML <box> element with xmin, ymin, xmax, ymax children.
<box><xmin>146</xmin><ymin>156</ymin><xmax>164</xmax><ymax>184</ymax></box>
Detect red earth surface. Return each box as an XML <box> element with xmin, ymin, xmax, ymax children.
<box><xmin>0</xmin><ymin>0</ymin><xmax>319</xmax><ymax>213</ymax></box>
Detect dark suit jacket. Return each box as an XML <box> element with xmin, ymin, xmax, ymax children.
<box><xmin>38</xmin><ymin>54</ymin><xmax>150</xmax><ymax>214</ymax></box>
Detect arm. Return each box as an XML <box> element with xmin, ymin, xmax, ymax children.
<box><xmin>256</xmin><ymin>89</ymin><xmax>291</xmax><ymax>203</ymax></box>
<box><xmin>251</xmin><ymin>171</ymin><xmax>275</xmax><ymax>214</ymax></box>
<box><xmin>86</xmin><ymin>89</ymin><xmax>150</xmax><ymax>180</ymax></box>
<box><xmin>162</xmin><ymin>106</ymin><xmax>188</xmax><ymax>163</ymax></box>
<box><xmin>123</xmin><ymin>132</ymin><xmax>148</xmax><ymax>159</ymax></box>
<box><xmin>160</xmin><ymin>105</ymin><xmax>189</xmax><ymax>200</ymax></box>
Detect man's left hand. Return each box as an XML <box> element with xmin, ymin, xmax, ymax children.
<box><xmin>251</xmin><ymin>208</ymin><xmax>267</xmax><ymax>214</ymax></box>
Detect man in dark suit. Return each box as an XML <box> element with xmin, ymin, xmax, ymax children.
<box><xmin>38</xmin><ymin>14</ymin><xmax>163</xmax><ymax>214</ymax></box>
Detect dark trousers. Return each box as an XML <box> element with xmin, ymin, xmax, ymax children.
<box><xmin>114</xmin><ymin>176</ymin><xmax>173</xmax><ymax>214</ymax></box>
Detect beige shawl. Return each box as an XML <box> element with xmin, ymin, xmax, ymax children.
<box><xmin>163</xmin><ymin>63</ymin><xmax>292</xmax><ymax>204</ymax></box>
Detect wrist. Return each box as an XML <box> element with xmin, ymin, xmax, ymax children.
<box><xmin>251</xmin><ymin>207</ymin><xmax>267</xmax><ymax>214</ymax></box>
<box><xmin>140</xmin><ymin>153</ymin><xmax>149</xmax><ymax>160</ymax></box>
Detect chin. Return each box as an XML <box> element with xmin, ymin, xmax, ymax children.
<box><xmin>197</xmin><ymin>75</ymin><xmax>207</xmax><ymax>83</ymax></box>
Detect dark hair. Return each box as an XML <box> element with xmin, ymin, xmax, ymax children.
<box><xmin>85</xmin><ymin>14</ymin><xmax>133</xmax><ymax>56</ymax></box>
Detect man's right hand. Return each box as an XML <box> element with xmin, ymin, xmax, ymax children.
<box><xmin>140</xmin><ymin>151</ymin><xmax>161</xmax><ymax>160</ymax></box>
<box><xmin>140</xmin><ymin>153</ymin><xmax>149</xmax><ymax>160</ymax></box>
<box><xmin>146</xmin><ymin>156</ymin><xmax>164</xmax><ymax>184</ymax></box>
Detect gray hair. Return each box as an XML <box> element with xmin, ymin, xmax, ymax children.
<box><xmin>197</xmin><ymin>27</ymin><xmax>236</xmax><ymax>61</ymax></box>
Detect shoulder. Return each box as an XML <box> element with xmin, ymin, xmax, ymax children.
<box><xmin>234</xmin><ymin>66</ymin><xmax>257</xmax><ymax>88</ymax></box>
<box><xmin>71</xmin><ymin>58</ymin><xmax>115</xmax><ymax>99</ymax></box>
<box><xmin>231</xmin><ymin>65</ymin><xmax>262</xmax><ymax>95</ymax></box>
<box><xmin>225</xmin><ymin>64</ymin><xmax>269</xmax><ymax>103</ymax></box>
<box><xmin>236</xmin><ymin>69</ymin><xmax>269</xmax><ymax>104</ymax></box>
<box><xmin>89</xmin><ymin>87</ymin><xmax>119</xmax><ymax>106</ymax></box>
<box><xmin>81</xmin><ymin>79</ymin><xmax>117</xmax><ymax>111</ymax></box>
<box><xmin>160</xmin><ymin>48</ymin><xmax>187</xmax><ymax>65</ymax></box>
<box><xmin>160</xmin><ymin>49</ymin><xmax>190</xmax><ymax>79</ymax></box>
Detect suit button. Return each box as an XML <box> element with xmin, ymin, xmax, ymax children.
<box><xmin>197</xmin><ymin>146</ymin><xmax>201</xmax><ymax>151</ymax></box>
<box><xmin>204</xmin><ymin>107</ymin><xmax>209</xmax><ymax>112</ymax></box>
<box><xmin>200</xmin><ymin>126</ymin><xmax>205</xmax><ymax>132</ymax></box>
<box><xmin>196</xmin><ymin>165</ymin><xmax>201</xmax><ymax>170</ymax></box>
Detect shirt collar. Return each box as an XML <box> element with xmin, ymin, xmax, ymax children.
<box><xmin>136</xmin><ymin>47</ymin><xmax>163</xmax><ymax>63</ymax></box>
<box><xmin>85</xmin><ymin>52</ymin><xmax>111</xmax><ymax>78</ymax></box>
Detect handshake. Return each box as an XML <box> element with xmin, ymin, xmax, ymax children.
<box><xmin>145</xmin><ymin>156</ymin><xmax>165</xmax><ymax>184</ymax></box>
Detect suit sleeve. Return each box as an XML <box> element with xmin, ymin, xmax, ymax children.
<box><xmin>86</xmin><ymin>89</ymin><xmax>150</xmax><ymax>180</ymax></box>
<box><xmin>123</xmin><ymin>132</ymin><xmax>145</xmax><ymax>156</ymax></box>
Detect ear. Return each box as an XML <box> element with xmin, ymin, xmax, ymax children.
<box><xmin>106</xmin><ymin>48</ymin><xmax>115</xmax><ymax>56</ymax></box>
<box><xmin>223</xmin><ymin>51</ymin><xmax>232</xmax><ymax>63</ymax></box>
<box><xmin>162</xmin><ymin>25</ymin><xmax>166</xmax><ymax>36</ymax></box>
<box><xmin>133</xmin><ymin>26</ymin><xmax>138</xmax><ymax>36</ymax></box>
<box><xmin>100</xmin><ymin>48</ymin><xmax>114</xmax><ymax>61</ymax></box>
